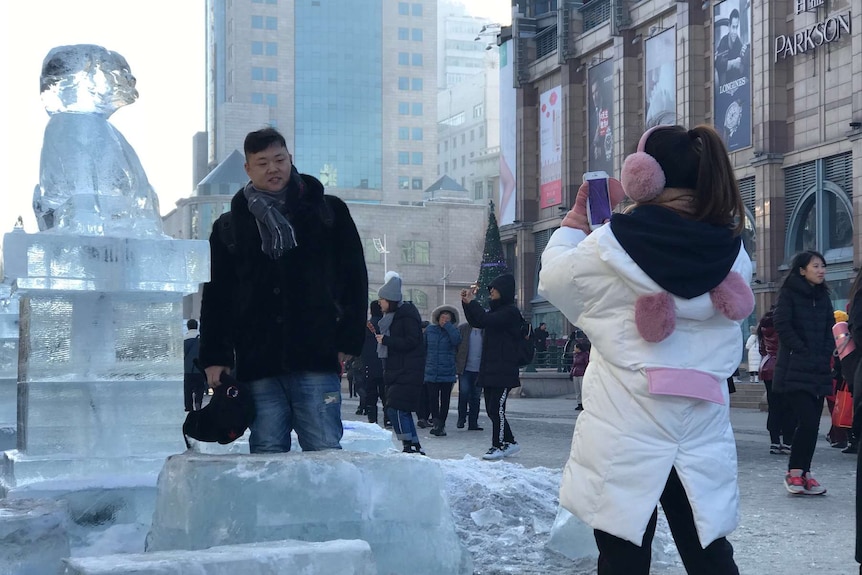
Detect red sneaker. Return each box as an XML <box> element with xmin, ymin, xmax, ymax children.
<box><xmin>803</xmin><ymin>473</ymin><xmax>826</xmax><ymax>495</ymax></box>
<box><xmin>784</xmin><ymin>472</ymin><xmax>805</xmax><ymax>495</ymax></box>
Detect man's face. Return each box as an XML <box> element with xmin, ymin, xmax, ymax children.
<box><xmin>591</xmin><ymin>82</ymin><xmax>599</xmax><ymax>106</ymax></box>
<box><xmin>245</xmin><ymin>144</ymin><xmax>292</xmax><ymax>192</ymax></box>
<box><xmin>489</xmin><ymin>287</ymin><xmax>501</xmax><ymax>301</ymax></box>
<box><xmin>729</xmin><ymin>17</ymin><xmax>739</xmax><ymax>43</ymax></box>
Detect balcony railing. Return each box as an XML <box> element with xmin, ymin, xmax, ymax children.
<box><xmin>580</xmin><ymin>0</ymin><xmax>611</xmax><ymax>32</ymax></box>
<box><xmin>535</xmin><ymin>24</ymin><xmax>558</xmax><ymax>59</ymax></box>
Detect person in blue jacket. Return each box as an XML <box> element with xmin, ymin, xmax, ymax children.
<box><xmin>424</xmin><ymin>305</ymin><xmax>462</xmax><ymax>437</ymax></box>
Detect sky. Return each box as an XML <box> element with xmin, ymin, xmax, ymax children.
<box><xmin>0</xmin><ymin>0</ymin><xmax>511</xmax><ymax>234</ymax></box>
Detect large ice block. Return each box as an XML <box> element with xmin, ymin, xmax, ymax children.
<box><xmin>0</xmin><ymin>283</ymin><xmax>19</xmax><ymax>436</ymax></box>
<box><xmin>146</xmin><ymin>451</ymin><xmax>473</xmax><ymax>575</ymax></box>
<box><xmin>3</xmin><ymin>232</ymin><xmax>209</xmax><ymax>293</ymax></box>
<box><xmin>0</xmin><ymin>497</ymin><xmax>71</xmax><ymax>575</ymax></box>
<box><xmin>62</xmin><ymin>539</ymin><xmax>377</xmax><ymax>575</ymax></box>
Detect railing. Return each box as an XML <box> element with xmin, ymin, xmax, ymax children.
<box><xmin>579</xmin><ymin>0</ymin><xmax>611</xmax><ymax>32</ymax></box>
<box><xmin>535</xmin><ymin>24</ymin><xmax>558</xmax><ymax>59</ymax></box>
<box><xmin>523</xmin><ymin>347</ymin><xmax>573</xmax><ymax>373</ymax></box>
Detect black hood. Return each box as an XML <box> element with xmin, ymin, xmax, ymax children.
<box><xmin>610</xmin><ymin>204</ymin><xmax>741</xmax><ymax>299</ymax></box>
<box><xmin>489</xmin><ymin>273</ymin><xmax>516</xmax><ymax>305</ymax></box>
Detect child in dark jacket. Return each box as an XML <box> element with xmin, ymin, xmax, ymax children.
<box><xmin>570</xmin><ymin>344</ymin><xmax>590</xmax><ymax>411</ymax></box>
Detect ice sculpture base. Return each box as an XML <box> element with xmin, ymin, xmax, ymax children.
<box><xmin>0</xmin><ymin>497</ymin><xmax>71</xmax><ymax>575</ymax></box>
<box><xmin>3</xmin><ymin>231</ymin><xmax>209</xmax><ymax>293</ymax></box>
<box><xmin>146</xmin><ymin>451</ymin><xmax>474</xmax><ymax>575</ymax></box>
<box><xmin>63</xmin><ymin>539</ymin><xmax>377</xmax><ymax>575</ymax></box>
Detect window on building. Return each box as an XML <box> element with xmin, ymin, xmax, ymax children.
<box><xmin>265</xmin><ymin>42</ymin><xmax>278</xmax><ymax>56</ymax></box>
<box><xmin>401</xmin><ymin>241</ymin><xmax>430</xmax><ymax>265</ymax></box>
<box><xmin>453</xmin><ymin>137</ymin><xmax>457</xmax><ymax>149</ymax></box>
<box><xmin>265</xmin><ymin>68</ymin><xmax>277</xmax><ymax>81</ymax></box>
<box><xmin>444</xmin><ymin>161</ymin><xmax>448</xmax><ymax>172</ymax></box>
<box><xmin>473</xmin><ymin>103</ymin><xmax>484</xmax><ymax>118</ymax></box>
<box><xmin>411</xmin><ymin>3</ymin><xmax>423</xmax><ymax>16</ymax></box>
<box><xmin>398</xmin><ymin>27</ymin><xmax>409</xmax><ymax>40</ymax></box>
<box><xmin>444</xmin><ymin>141</ymin><xmax>448</xmax><ymax>151</ymax></box>
<box><xmin>360</xmin><ymin>239</ymin><xmax>382</xmax><ymax>263</ymax></box>
<box><xmin>412</xmin><ymin>152</ymin><xmax>423</xmax><ymax>165</ymax></box>
<box><xmin>412</xmin><ymin>53</ymin><xmax>423</xmax><ymax>66</ymax></box>
<box><xmin>470</xmin><ymin>129</ymin><xmax>475</xmax><ymax>142</ymax></box>
<box><xmin>251</xmin><ymin>41</ymin><xmax>264</xmax><ymax>55</ymax></box>
<box><xmin>265</xmin><ymin>16</ymin><xmax>277</xmax><ymax>29</ymax></box>
<box><xmin>266</xmin><ymin>0</ymin><xmax>277</xmax><ymax>4</ymax></box>
<box><xmin>398</xmin><ymin>127</ymin><xmax>410</xmax><ymax>140</ymax></box>
<box><xmin>252</xmin><ymin>67</ymin><xmax>264</xmax><ymax>81</ymax></box>
<box><xmin>411</xmin><ymin>77</ymin><xmax>423</xmax><ymax>91</ymax></box>
<box><xmin>398</xmin><ymin>2</ymin><xmax>409</xmax><ymax>15</ymax></box>
<box><xmin>474</xmin><ymin>181</ymin><xmax>484</xmax><ymax>200</ymax></box>
<box><xmin>398</xmin><ymin>77</ymin><xmax>409</xmax><ymax>90</ymax></box>
<box><xmin>398</xmin><ymin>102</ymin><xmax>409</xmax><ymax>115</ymax></box>
<box><xmin>265</xmin><ymin>93</ymin><xmax>277</xmax><ymax>107</ymax></box>
<box><xmin>412</xmin><ymin>28</ymin><xmax>423</xmax><ymax>41</ymax></box>
<box><xmin>251</xmin><ymin>15</ymin><xmax>264</xmax><ymax>28</ymax></box>
<box><xmin>411</xmin><ymin>102</ymin><xmax>423</xmax><ymax>116</ymax></box>
<box><xmin>405</xmin><ymin>289</ymin><xmax>428</xmax><ymax>308</ymax></box>
<box><xmin>479</xmin><ymin>125</ymin><xmax>485</xmax><ymax>137</ymax></box>
<box><xmin>461</xmin><ymin>133</ymin><xmax>466</xmax><ymax>144</ymax></box>
<box><xmin>251</xmin><ymin>92</ymin><xmax>264</xmax><ymax>104</ymax></box>
<box><xmin>398</xmin><ymin>152</ymin><xmax>410</xmax><ymax>165</ymax></box>
<box><xmin>412</xmin><ymin>177</ymin><xmax>423</xmax><ymax>190</ymax></box>
<box><xmin>398</xmin><ymin>52</ymin><xmax>409</xmax><ymax>65</ymax></box>
<box><xmin>399</xmin><ymin>176</ymin><xmax>410</xmax><ymax>189</ymax></box>
<box><xmin>412</xmin><ymin>127</ymin><xmax>423</xmax><ymax>140</ymax></box>
<box><xmin>461</xmin><ymin>155</ymin><xmax>466</xmax><ymax>167</ymax></box>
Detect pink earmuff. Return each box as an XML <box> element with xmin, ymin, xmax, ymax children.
<box><xmin>620</xmin><ymin>126</ymin><xmax>666</xmax><ymax>202</ymax></box>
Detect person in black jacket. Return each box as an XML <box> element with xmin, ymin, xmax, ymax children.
<box><xmin>375</xmin><ymin>272</ymin><xmax>426</xmax><ymax>455</ymax></box>
<box><xmin>361</xmin><ymin>300</ymin><xmax>387</xmax><ymax>426</ymax></box>
<box><xmin>461</xmin><ymin>273</ymin><xmax>522</xmax><ymax>461</ymax></box>
<box><xmin>773</xmin><ymin>250</ymin><xmax>834</xmax><ymax>495</ymax></box>
<box><xmin>183</xmin><ymin>319</ymin><xmax>206</xmax><ymax>412</ymax></box>
<box><xmin>198</xmin><ymin>128</ymin><xmax>368</xmax><ymax>454</ymax></box>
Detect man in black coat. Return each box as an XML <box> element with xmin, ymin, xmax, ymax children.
<box><xmin>199</xmin><ymin>128</ymin><xmax>368</xmax><ymax>453</ymax></box>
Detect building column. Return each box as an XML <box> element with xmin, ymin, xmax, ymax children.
<box><xmin>561</xmin><ymin>58</ymin><xmax>586</xmax><ymax>208</ymax></box>
<box><xmin>752</xmin><ymin>157</ymin><xmax>786</xmax><ymax>311</ymax></box>
<box><xmin>851</xmin><ymin>10</ymin><xmax>862</xmax><ymax>268</ymax></box>
<box><xmin>615</xmin><ymin>30</ymin><xmax>641</xmax><ymax>162</ymax></box>
<box><xmin>676</xmin><ymin>0</ymin><xmax>707</xmax><ymax>124</ymax></box>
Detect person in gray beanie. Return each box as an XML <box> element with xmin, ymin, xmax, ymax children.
<box><xmin>375</xmin><ymin>272</ymin><xmax>427</xmax><ymax>454</ymax></box>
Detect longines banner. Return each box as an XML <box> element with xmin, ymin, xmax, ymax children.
<box><xmin>539</xmin><ymin>86</ymin><xmax>562</xmax><ymax>209</ymax></box>
<box><xmin>713</xmin><ymin>0</ymin><xmax>752</xmax><ymax>151</ymax></box>
<box><xmin>588</xmin><ymin>59</ymin><xmax>614</xmax><ymax>174</ymax></box>
<box><xmin>645</xmin><ymin>28</ymin><xmax>676</xmax><ymax>127</ymax></box>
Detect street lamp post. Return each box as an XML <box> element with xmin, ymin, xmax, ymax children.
<box><xmin>372</xmin><ymin>235</ymin><xmax>389</xmax><ymax>276</ymax></box>
<box><xmin>441</xmin><ymin>265</ymin><xmax>454</xmax><ymax>306</ymax></box>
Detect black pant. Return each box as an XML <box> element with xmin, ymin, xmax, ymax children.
<box><xmin>784</xmin><ymin>390</ymin><xmax>823</xmax><ymax>472</ymax></box>
<box><xmin>594</xmin><ymin>468</ymin><xmax>739</xmax><ymax>575</ymax></box>
<box><xmin>416</xmin><ymin>383</ymin><xmax>431</xmax><ymax>421</ymax></box>
<box><xmin>184</xmin><ymin>372</ymin><xmax>207</xmax><ymax>412</ymax></box>
<box><xmin>427</xmin><ymin>381</ymin><xmax>454</xmax><ymax>427</ymax></box>
<box><xmin>483</xmin><ymin>387</ymin><xmax>515</xmax><ymax>447</ymax></box>
<box><xmin>763</xmin><ymin>380</ymin><xmax>796</xmax><ymax>445</ymax></box>
<box><xmin>363</xmin><ymin>376</ymin><xmax>386</xmax><ymax>423</ymax></box>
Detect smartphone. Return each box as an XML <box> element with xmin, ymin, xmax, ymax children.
<box><xmin>583</xmin><ymin>171</ymin><xmax>611</xmax><ymax>229</ymax></box>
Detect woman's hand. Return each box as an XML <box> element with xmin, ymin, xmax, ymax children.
<box><xmin>561</xmin><ymin>178</ymin><xmax>627</xmax><ymax>233</ymax></box>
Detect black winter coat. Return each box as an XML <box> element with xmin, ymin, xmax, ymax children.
<box><xmin>198</xmin><ymin>174</ymin><xmax>368</xmax><ymax>382</ymax></box>
<box><xmin>772</xmin><ymin>273</ymin><xmax>834</xmax><ymax>397</ymax></box>
<box><xmin>359</xmin><ymin>314</ymin><xmax>384</xmax><ymax>384</ymax></box>
<box><xmin>382</xmin><ymin>302</ymin><xmax>426</xmax><ymax>411</ymax></box>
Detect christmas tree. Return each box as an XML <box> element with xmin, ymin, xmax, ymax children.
<box><xmin>475</xmin><ymin>199</ymin><xmax>510</xmax><ymax>309</ymax></box>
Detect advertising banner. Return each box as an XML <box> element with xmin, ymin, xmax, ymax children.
<box><xmin>645</xmin><ymin>28</ymin><xmax>676</xmax><ymax>127</ymax></box>
<box><xmin>498</xmin><ymin>40</ymin><xmax>517</xmax><ymax>225</ymax></box>
<box><xmin>588</xmin><ymin>59</ymin><xmax>614</xmax><ymax>175</ymax></box>
<box><xmin>539</xmin><ymin>86</ymin><xmax>562</xmax><ymax>209</ymax></box>
<box><xmin>713</xmin><ymin>0</ymin><xmax>752</xmax><ymax>151</ymax></box>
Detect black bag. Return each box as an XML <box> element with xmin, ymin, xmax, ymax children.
<box><xmin>183</xmin><ymin>371</ymin><xmax>255</xmax><ymax>448</ymax></box>
<box><xmin>517</xmin><ymin>317</ymin><xmax>535</xmax><ymax>367</ymax></box>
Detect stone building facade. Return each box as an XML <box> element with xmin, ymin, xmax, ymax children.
<box><xmin>500</xmin><ymin>0</ymin><xmax>860</xmax><ymax>338</ymax></box>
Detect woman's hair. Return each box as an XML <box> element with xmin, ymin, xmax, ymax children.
<box><xmin>847</xmin><ymin>267</ymin><xmax>862</xmax><ymax>311</ymax></box>
<box><xmin>642</xmin><ymin>124</ymin><xmax>744</xmax><ymax>234</ymax></box>
<box><xmin>781</xmin><ymin>250</ymin><xmax>827</xmax><ymax>290</ymax></box>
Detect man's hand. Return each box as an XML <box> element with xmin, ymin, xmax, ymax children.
<box><xmin>338</xmin><ymin>352</ymin><xmax>352</xmax><ymax>364</ymax></box>
<box><xmin>205</xmin><ymin>365</ymin><xmax>230</xmax><ymax>388</ymax></box>
<box><xmin>460</xmin><ymin>287</ymin><xmax>475</xmax><ymax>304</ymax></box>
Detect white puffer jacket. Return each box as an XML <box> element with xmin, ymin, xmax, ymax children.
<box><xmin>539</xmin><ymin>224</ymin><xmax>752</xmax><ymax>547</ymax></box>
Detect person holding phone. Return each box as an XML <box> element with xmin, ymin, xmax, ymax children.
<box><xmin>539</xmin><ymin>124</ymin><xmax>753</xmax><ymax>574</ymax></box>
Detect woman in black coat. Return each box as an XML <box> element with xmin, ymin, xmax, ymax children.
<box><xmin>773</xmin><ymin>250</ymin><xmax>834</xmax><ymax>496</ymax></box>
<box><xmin>461</xmin><ymin>273</ymin><xmax>522</xmax><ymax>461</ymax></box>
<box><xmin>375</xmin><ymin>272</ymin><xmax>426</xmax><ymax>454</ymax></box>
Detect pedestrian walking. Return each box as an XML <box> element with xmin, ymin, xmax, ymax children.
<box><xmin>424</xmin><ymin>305</ymin><xmax>462</xmax><ymax>437</ymax></box>
<box><xmin>455</xmin><ymin>321</ymin><xmax>484</xmax><ymax>431</ymax></box>
<box><xmin>757</xmin><ymin>309</ymin><xmax>795</xmax><ymax>455</ymax></box>
<box><xmin>569</xmin><ymin>342</ymin><xmax>589</xmax><ymax>411</ymax></box>
<box><xmin>745</xmin><ymin>326</ymin><xmax>762</xmax><ymax>383</ymax></box>
<box><xmin>539</xmin><ymin>124</ymin><xmax>754</xmax><ymax>574</ymax></box>
<box><xmin>362</xmin><ymin>301</ymin><xmax>387</xmax><ymax>426</ymax></box>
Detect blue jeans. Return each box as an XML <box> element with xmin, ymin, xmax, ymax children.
<box><xmin>247</xmin><ymin>372</ymin><xmax>343</xmax><ymax>453</ymax></box>
<box><xmin>386</xmin><ymin>407</ymin><xmax>418</xmax><ymax>443</ymax></box>
<box><xmin>457</xmin><ymin>371</ymin><xmax>482</xmax><ymax>427</ymax></box>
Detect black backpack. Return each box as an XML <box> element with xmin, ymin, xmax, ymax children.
<box><xmin>517</xmin><ymin>316</ymin><xmax>535</xmax><ymax>367</ymax></box>
<box><xmin>182</xmin><ymin>371</ymin><xmax>255</xmax><ymax>448</ymax></box>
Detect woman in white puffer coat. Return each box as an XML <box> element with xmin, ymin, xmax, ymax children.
<box><xmin>539</xmin><ymin>124</ymin><xmax>753</xmax><ymax>575</ymax></box>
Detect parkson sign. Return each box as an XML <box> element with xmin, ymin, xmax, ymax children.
<box><xmin>774</xmin><ymin>12</ymin><xmax>852</xmax><ymax>62</ymax></box>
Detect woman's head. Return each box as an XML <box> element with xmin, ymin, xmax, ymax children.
<box><xmin>785</xmin><ymin>250</ymin><xmax>827</xmax><ymax>288</ymax></box>
<box><xmin>623</xmin><ymin>124</ymin><xmax>743</xmax><ymax>234</ymax></box>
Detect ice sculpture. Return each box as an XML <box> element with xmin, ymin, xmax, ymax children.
<box><xmin>1</xmin><ymin>45</ymin><xmax>210</xmax><ymax>497</ymax></box>
<box><xmin>0</xmin><ymin>281</ymin><xmax>19</xmax><ymax>450</ymax></box>
<box><xmin>0</xmin><ymin>498</ymin><xmax>71</xmax><ymax>575</ymax></box>
<box><xmin>33</xmin><ymin>44</ymin><xmax>163</xmax><ymax>238</ymax></box>
<box><xmin>146</xmin><ymin>452</ymin><xmax>474</xmax><ymax>575</ymax></box>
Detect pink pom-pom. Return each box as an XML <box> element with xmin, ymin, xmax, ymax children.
<box><xmin>620</xmin><ymin>152</ymin><xmax>665</xmax><ymax>202</ymax></box>
<box><xmin>635</xmin><ymin>292</ymin><xmax>676</xmax><ymax>342</ymax></box>
<box><xmin>710</xmin><ymin>272</ymin><xmax>755</xmax><ymax>321</ymax></box>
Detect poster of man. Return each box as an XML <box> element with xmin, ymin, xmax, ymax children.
<box><xmin>713</xmin><ymin>0</ymin><xmax>752</xmax><ymax>151</ymax></box>
<box><xmin>645</xmin><ymin>28</ymin><xmax>676</xmax><ymax>127</ymax></box>
<box><xmin>588</xmin><ymin>59</ymin><xmax>614</xmax><ymax>174</ymax></box>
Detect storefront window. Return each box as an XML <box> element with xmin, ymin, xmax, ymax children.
<box><xmin>741</xmin><ymin>208</ymin><xmax>756</xmax><ymax>261</ymax></box>
<box><xmin>788</xmin><ymin>182</ymin><xmax>852</xmax><ymax>262</ymax></box>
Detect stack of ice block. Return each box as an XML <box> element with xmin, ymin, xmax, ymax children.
<box><xmin>1</xmin><ymin>231</ymin><xmax>209</xmax><ymax>492</ymax></box>
<box><xmin>0</xmin><ymin>282</ymin><xmax>19</xmax><ymax>449</ymax></box>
